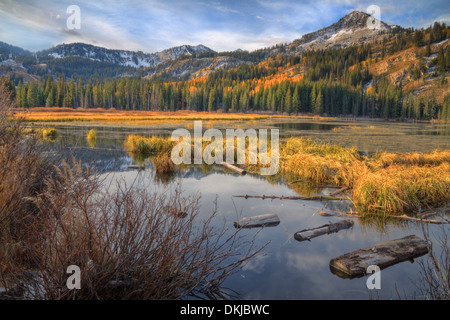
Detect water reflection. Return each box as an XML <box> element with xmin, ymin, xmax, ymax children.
<box><xmin>30</xmin><ymin>119</ymin><xmax>449</xmax><ymax>299</ymax></box>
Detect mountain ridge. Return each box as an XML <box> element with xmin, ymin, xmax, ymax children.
<box><xmin>36</xmin><ymin>42</ymin><xmax>215</xmax><ymax>68</ymax></box>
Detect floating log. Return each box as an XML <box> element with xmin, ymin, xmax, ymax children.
<box><xmin>234</xmin><ymin>213</ymin><xmax>280</xmax><ymax>228</ymax></box>
<box><xmin>128</xmin><ymin>164</ymin><xmax>145</xmax><ymax>170</ymax></box>
<box><xmin>329</xmin><ymin>235</ymin><xmax>429</xmax><ymax>279</ymax></box>
<box><xmin>312</xmin><ymin>185</ymin><xmax>344</xmax><ymax>189</ymax></box>
<box><xmin>70</xmin><ymin>147</ymin><xmax>125</xmax><ymax>152</ymax></box>
<box><xmin>222</xmin><ymin>162</ymin><xmax>246</xmax><ymax>175</ymax></box>
<box><xmin>233</xmin><ymin>194</ymin><xmax>347</xmax><ymax>201</ymax></box>
<box><xmin>318</xmin><ymin>211</ymin><xmax>336</xmax><ymax>217</ymax></box>
<box><xmin>319</xmin><ymin>209</ymin><xmax>446</xmax><ymax>224</ymax></box>
<box><xmin>330</xmin><ymin>186</ymin><xmax>350</xmax><ymax>196</ymax></box>
<box><xmin>294</xmin><ymin>220</ymin><xmax>354</xmax><ymax>242</ymax></box>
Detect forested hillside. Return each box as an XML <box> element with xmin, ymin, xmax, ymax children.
<box><xmin>2</xmin><ymin>20</ymin><xmax>450</xmax><ymax>121</ymax></box>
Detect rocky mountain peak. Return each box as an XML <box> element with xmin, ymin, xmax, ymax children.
<box><xmin>288</xmin><ymin>10</ymin><xmax>391</xmax><ymax>53</ymax></box>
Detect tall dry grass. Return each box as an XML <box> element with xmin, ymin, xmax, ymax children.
<box><xmin>0</xmin><ymin>84</ymin><xmax>60</xmax><ymax>273</ymax></box>
<box><xmin>280</xmin><ymin>137</ymin><xmax>450</xmax><ymax>216</ymax></box>
<box><xmin>124</xmin><ymin>135</ymin><xmax>174</xmax><ymax>155</ymax></box>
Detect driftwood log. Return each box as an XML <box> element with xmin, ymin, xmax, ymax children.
<box><xmin>128</xmin><ymin>164</ymin><xmax>145</xmax><ymax>170</ymax></box>
<box><xmin>294</xmin><ymin>220</ymin><xmax>354</xmax><ymax>242</ymax></box>
<box><xmin>329</xmin><ymin>235</ymin><xmax>429</xmax><ymax>278</ymax></box>
<box><xmin>233</xmin><ymin>194</ymin><xmax>347</xmax><ymax>201</ymax></box>
<box><xmin>234</xmin><ymin>213</ymin><xmax>280</xmax><ymax>228</ymax></box>
<box><xmin>318</xmin><ymin>209</ymin><xmax>446</xmax><ymax>224</ymax></box>
<box><xmin>222</xmin><ymin>162</ymin><xmax>246</xmax><ymax>175</ymax></box>
<box><xmin>330</xmin><ymin>186</ymin><xmax>350</xmax><ymax>196</ymax></box>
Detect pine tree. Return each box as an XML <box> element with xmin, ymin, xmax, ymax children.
<box><xmin>208</xmin><ymin>89</ymin><xmax>215</xmax><ymax>112</ymax></box>
<box><xmin>284</xmin><ymin>87</ymin><xmax>292</xmax><ymax>114</ymax></box>
<box><xmin>314</xmin><ymin>91</ymin><xmax>323</xmax><ymax>115</ymax></box>
<box><xmin>292</xmin><ymin>85</ymin><xmax>300</xmax><ymax>113</ymax></box>
<box><xmin>26</xmin><ymin>81</ymin><xmax>39</xmax><ymax>107</ymax></box>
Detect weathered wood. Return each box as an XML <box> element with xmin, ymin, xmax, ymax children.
<box><xmin>128</xmin><ymin>164</ymin><xmax>145</xmax><ymax>170</ymax></box>
<box><xmin>330</xmin><ymin>186</ymin><xmax>350</xmax><ymax>196</ymax></box>
<box><xmin>319</xmin><ymin>209</ymin><xmax>446</xmax><ymax>224</ymax></box>
<box><xmin>233</xmin><ymin>194</ymin><xmax>347</xmax><ymax>201</ymax></box>
<box><xmin>222</xmin><ymin>162</ymin><xmax>246</xmax><ymax>175</ymax></box>
<box><xmin>312</xmin><ymin>185</ymin><xmax>344</xmax><ymax>189</ymax></box>
<box><xmin>318</xmin><ymin>211</ymin><xmax>336</xmax><ymax>217</ymax></box>
<box><xmin>294</xmin><ymin>220</ymin><xmax>354</xmax><ymax>242</ymax></box>
<box><xmin>234</xmin><ymin>213</ymin><xmax>280</xmax><ymax>228</ymax></box>
<box><xmin>71</xmin><ymin>146</ymin><xmax>125</xmax><ymax>152</ymax></box>
<box><xmin>329</xmin><ymin>235</ymin><xmax>429</xmax><ymax>278</ymax></box>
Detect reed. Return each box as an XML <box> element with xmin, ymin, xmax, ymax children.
<box><xmin>38</xmin><ymin>127</ymin><xmax>57</xmax><ymax>140</ymax></box>
<box><xmin>352</xmin><ymin>163</ymin><xmax>450</xmax><ymax>215</ymax></box>
<box><xmin>86</xmin><ymin>129</ymin><xmax>96</xmax><ymax>147</ymax></box>
<box><xmin>86</xmin><ymin>128</ymin><xmax>96</xmax><ymax>141</ymax></box>
<box><xmin>124</xmin><ymin>135</ymin><xmax>174</xmax><ymax>155</ymax></box>
<box><xmin>280</xmin><ymin>137</ymin><xmax>450</xmax><ymax>216</ymax></box>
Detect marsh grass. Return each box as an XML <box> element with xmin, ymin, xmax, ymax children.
<box><xmin>38</xmin><ymin>127</ymin><xmax>57</xmax><ymax>141</ymax></box>
<box><xmin>280</xmin><ymin>137</ymin><xmax>449</xmax><ymax>216</ymax></box>
<box><xmin>124</xmin><ymin>135</ymin><xmax>174</xmax><ymax>155</ymax></box>
<box><xmin>86</xmin><ymin>129</ymin><xmax>97</xmax><ymax>147</ymax></box>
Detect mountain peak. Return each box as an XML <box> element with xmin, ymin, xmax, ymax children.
<box><xmin>337</xmin><ymin>10</ymin><xmax>387</xmax><ymax>30</ymax></box>
<box><xmin>289</xmin><ymin>10</ymin><xmax>391</xmax><ymax>53</ymax></box>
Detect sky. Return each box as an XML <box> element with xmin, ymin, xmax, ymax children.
<box><xmin>0</xmin><ymin>0</ymin><xmax>449</xmax><ymax>53</ymax></box>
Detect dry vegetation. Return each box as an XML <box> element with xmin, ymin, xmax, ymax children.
<box><xmin>280</xmin><ymin>137</ymin><xmax>449</xmax><ymax>216</ymax></box>
<box><xmin>124</xmin><ymin>131</ymin><xmax>449</xmax><ymax>217</ymax></box>
<box><xmin>13</xmin><ymin>107</ymin><xmax>272</xmax><ymax>123</ymax></box>
<box><xmin>0</xmin><ymin>84</ymin><xmax>263</xmax><ymax>300</ymax></box>
<box><xmin>12</xmin><ymin>107</ymin><xmax>336</xmax><ymax>125</ymax></box>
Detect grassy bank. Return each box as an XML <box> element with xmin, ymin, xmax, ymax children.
<box><xmin>280</xmin><ymin>137</ymin><xmax>450</xmax><ymax>216</ymax></box>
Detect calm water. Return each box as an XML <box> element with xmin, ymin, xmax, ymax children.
<box><xmin>34</xmin><ymin>118</ymin><xmax>450</xmax><ymax>300</ymax></box>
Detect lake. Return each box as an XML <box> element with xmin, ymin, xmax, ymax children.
<box><xmin>34</xmin><ymin>117</ymin><xmax>450</xmax><ymax>300</ymax></box>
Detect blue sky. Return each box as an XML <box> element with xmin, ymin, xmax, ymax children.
<box><xmin>0</xmin><ymin>0</ymin><xmax>449</xmax><ymax>53</ymax></box>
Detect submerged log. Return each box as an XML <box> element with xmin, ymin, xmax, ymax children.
<box><xmin>222</xmin><ymin>162</ymin><xmax>246</xmax><ymax>175</ymax></box>
<box><xmin>329</xmin><ymin>235</ymin><xmax>429</xmax><ymax>278</ymax></box>
<box><xmin>234</xmin><ymin>213</ymin><xmax>280</xmax><ymax>228</ymax></box>
<box><xmin>294</xmin><ymin>220</ymin><xmax>354</xmax><ymax>242</ymax></box>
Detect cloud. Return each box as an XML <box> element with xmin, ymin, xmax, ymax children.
<box><xmin>0</xmin><ymin>0</ymin><xmax>449</xmax><ymax>52</ymax></box>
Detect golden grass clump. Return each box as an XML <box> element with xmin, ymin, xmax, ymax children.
<box><xmin>87</xmin><ymin>129</ymin><xmax>96</xmax><ymax>141</ymax></box>
<box><xmin>86</xmin><ymin>129</ymin><xmax>97</xmax><ymax>147</ymax></box>
<box><xmin>281</xmin><ymin>137</ymin><xmax>362</xmax><ymax>162</ymax></box>
<box><xmin>124</xmin><ymin>135</ymin><xmax>174</xmax><ymax>155</ymax></box>
<box><xmin>280</xmin><ymin>137</ymin><xmax>450</xmax><ymax>216</ymax></box>
<box><xmin>371</xmin><ymin>150</ymin><xmax>450</xmax><ymax>169</ymax></box>
<box><xmin>38</xmin><ymin>127</ymin><xmax>57</xmax><ymax>140</ymax></box>
<box><xmin>352</xmin><ymin>162</ymin><xmax>450</xmax><ymax>215</ymax></box>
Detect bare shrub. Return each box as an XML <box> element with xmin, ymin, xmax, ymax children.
<box><xmin>9</xmin><ymin>159</ymin><xmax>262</xmax><ymax>300</ymax></box>
<box><xmin>0</xmin><ymin>83</ymin><xmax>59</xmax><ymax>273</ymax></box>
<box><xmin>416</xmin><ymin>222</ymin><xmax>450</xmax><ymax>300</ymax></box>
